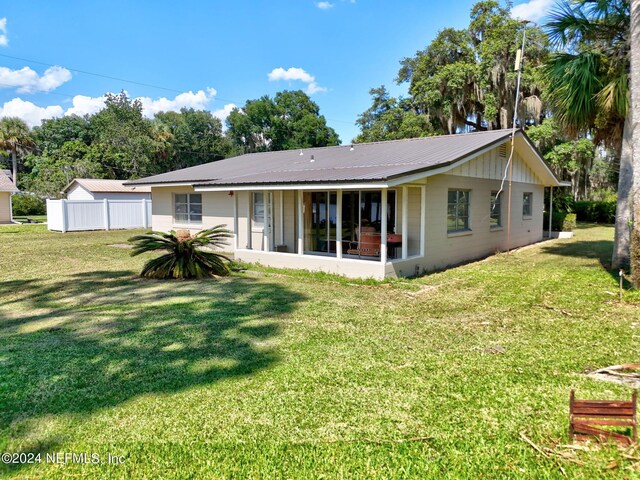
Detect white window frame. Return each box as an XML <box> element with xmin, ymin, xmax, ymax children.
<box><xmin>447</xmin><ymin>189</ymin><xmax>471</xmax><ymax>233</ymax></box>
<box><xmin>252</xmin><ymin>192</ymin><xmax>265</xmax><ymax>227</ymax></box>
<box><xmin>523</xmin><ymin>192</ymin><xmax>533</xmax><ymax>218</ymax></box>
<box><xmin>174</xmin><ymin>193</ymin><xmax>203</xmax><ymax>226</ymax></box>
<box><xmin>490</xmin><ymin>191</ymin><xmax>502</xmax><ymax>229</ymax></box>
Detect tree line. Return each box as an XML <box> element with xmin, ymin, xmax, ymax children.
<box><xmin>0</xmin><ymin>0</ymin><xmax>637</xmax><ymax>275</ymax></box>
<box><xmin>355</xmin><ymin>1</ymin><xmax>621</xmax><ymax>202</ymax></box>
<box><xmin>353</xmin><ymin>0</ymin><xmax>636</xmax><ymax>272</ymax></box>
<box><xmin>0</xmin><ymin>90</ymin><xmax>340</xmax><ymax>199</ymax></box>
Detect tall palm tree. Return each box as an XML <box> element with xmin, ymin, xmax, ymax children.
<box><xmin>0</xmin><ymin>117</ymin><xmax>35</xmax><ymax>188</ymax></box>
<box><xmin>630</xmin><ymin>0</ymin><xmax>640</xmax><ymax>285</ymax></box>
<box><xmin>543</xmin><ymin>0</ymin><xmax>632</xmax><ymax>268</ymax></box>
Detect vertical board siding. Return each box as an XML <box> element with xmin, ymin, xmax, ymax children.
<box><xmin>66</xmin><ymin>184</ymin><xmax>95</xmax><ymax>201</ymax></box>
<box><xmin>449</xmin><ymin>144</ymin><xmax>542</xmax><ymax>185</ymax></box>
<box><xmin>0</xmin><ymin>192</ymin><xmax>11</xmax><ymax>223</ymax></box>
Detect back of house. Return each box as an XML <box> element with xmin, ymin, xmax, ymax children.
<box><xmin>127</xmin><ymin>129</ymin><xmax>567</xmax><ymax>279</ymax></box>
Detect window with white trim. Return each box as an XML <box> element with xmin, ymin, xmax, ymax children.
<box><xmin>253</xmin><ymin>192</ymin><xmax>265</xmax><ymax>226</ymax></box>
<box><xmin>523</xmin><ymin>192</ymin><xmax>533</xmax><ymax>217</ymax></box>
<box><xmin>490</xmin><ymin>191</ymin><xmax>502</xmax><ymax>228</ymax></box>
<box><xmin>447</xmin><ymin>190</ymin><xmax>470</xmax><ymax>232</ymax></box>
<box><xmin>174</xmin><ymin>193</ymin><xmax>202</xmax><ymax>224</ymax></box>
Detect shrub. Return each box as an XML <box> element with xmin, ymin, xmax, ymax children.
<box><xmin>544</xmin><ymin>212</ymin><xmax>576</xmax><ymax>232</ymax></box>
<box><xmin>128</xmin><ymin>226</ymin><xmax>233</xmax><ymax>279</ymax></box>
<box><xmin>11</xmin><ymin>194</ymin><xmax>46</xmax><ymax>216</ymax></box>
<box><xmin>552</xmin><ymin>194</ymin><xmax>575</xmax><ymax>213</ymax></box>
<box><xmin>632</xmin><ymin>223</ymin><xmax>640</xmax><ymax>288</ymax></box>
<box><xmin>573</xmin><ymin>201</ymin><xmax>616</xmax><ymax>223</ymax></box>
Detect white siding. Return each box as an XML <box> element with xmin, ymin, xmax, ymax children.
<box><xmin>397</xmin><ymin>174</ymin><xmax>544</xmax><ymax>274</ymax></box>
<box><xmin>67</xmin><ymin>184</ymin><xmax>151</xmax><ymax>201</ymax></box>
<box><xmin>66</xmin><ymin>184</ymin><xmax>95</xmax><ymax>200</ymax></box>
<box><xmin>93</xmin><ymin>192</ymin><xmax>151</xmax><ymax>201</ymax></box>
<box><xmin>151</xmin><ymin>186</ymin><xmax>235</xmax><ymax>250</ymax></box>
<box><xmin>0</xmin><ymin>192</ymin><xmax>11</xmax><ymax>223</ymax></box>
<box><xmin>148</xmin><ymin>142</ymin><xmax>550</xmax><ymax>277</ymax></box>
<box><xmin>448</xmin><ymin>144</ymin><xmax>541</xmax><ymax>184</ymax></box>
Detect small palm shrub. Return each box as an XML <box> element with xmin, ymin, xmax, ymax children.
<box><xmin>129</xmin><ymin>226</ymin><xmax>233</xmax><ymax>279</ymax></box>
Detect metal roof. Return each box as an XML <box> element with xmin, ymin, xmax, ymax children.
<box><xmin>126</xmin><ymin>129</ymin><xmax>558</xmax><ymax>187</ymax></box>
<box><xmin>63</xmin><ymin>178</ymin><xmax>151</xmax><ymax>194</ymax></box>
<box><xmin>0</xmin><ymin>170</ymin><xmax>18</xmax><ymax>193</ymax></box>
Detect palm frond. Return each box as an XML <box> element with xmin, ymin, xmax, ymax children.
<box><xmin>595</xmin><ymin>73</ymin><xmax>629</xmax><ymax>119</ymax></box>
<box><xmin>542</xmin><ymin>51</ymin><xmax>602</xmax><ymax>131</ymax></box>
<box><xmin>128</xmin><ymin>226</ymin><xmax>232</xmax><ymax>279</ymax></box>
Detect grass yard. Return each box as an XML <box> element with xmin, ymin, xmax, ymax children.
<box><xmin>0</xmin><ymin>223</ymin><xmax>639</xmax><ymax>479</ymax></box>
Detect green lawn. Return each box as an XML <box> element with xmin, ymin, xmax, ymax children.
<box><xmin>0</xmin><ymin>224</ymin><xmax>638</xmax><ymax>479</ymax></box>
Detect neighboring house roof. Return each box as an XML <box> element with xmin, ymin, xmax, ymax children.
<box><xmin>0</xmin><ymin>170</ymin><xmax>18</xmax><ymax>193</ymax></box>
<box><xmin>126</xmin><ymin>129</ymin><xmax>565</xmax><ymax>188</ymax></box>
<box><xmin>63</xmin><ymin>178</ymin><xmax>151</xmax><ymax>194</ymax></box>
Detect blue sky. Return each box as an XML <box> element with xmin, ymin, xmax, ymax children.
<box><xmin>0</xmin><ymin>0</ymin><xmax>552</xmax><ymax>143</ymax></box>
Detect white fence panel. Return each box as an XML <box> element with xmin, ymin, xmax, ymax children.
<box><xmin>109</xmin><ymin>200</ymin><xmax>143</xmax><ymax>229</ymax></box>
<box><xmin>146</xmin><ymin>200</ymin><xmax>152</xmax><ymax>228</ymax></box>
<box><xmin>46</xmin><ymin>199</ymin><xmax>64</xmax><ymax>231</ymax></box>
<box><xmin>47</xmin><ymin>198</ymin><xmax>152</xmax><ymax>232</ymax></box>
<box><xmin>66</xmin><ymin>201</ymin><xmax>104</xmax><ymax>231</ymax></box>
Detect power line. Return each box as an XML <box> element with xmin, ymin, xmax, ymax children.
<box><xmin>0</xmin><ymin>53</ymin><xmax>358</xmax><ymax>127</ymax></box>
<box><xmin>0</xmin><ymin>53</ymin><xmax>184</xmax><ymax>94</ymax></box>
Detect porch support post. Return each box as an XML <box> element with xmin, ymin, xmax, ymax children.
<box><xmin>420</xmin><ymin>185</ymin><xmax>426</xmax><ymax>257</ymax></box>
<box><xmin>336</xmin><ymin>190</ymin><xmax>343</xmax><ymax>259</ymax></box>
<box><xmin>246</xmin><ymin>191</ymin><xmax>252</xmax><ymax>249</ymax></box>
<box><xmin>263</xmin><ymin>190</ymin><xmax>270</xmax><ymax>252</ymax></box>
<box><xmin>279</xmin><ymin>190</ymin><xmax>284</xmax><ymax>246</ymax></box>
<box><xmin>297</xmin><ymin>189</ymin><xmax>304</xmax><ymax>255</ymax></box>
<box><xmin>548</xmin><ymin>186</ymin><xmax>553</xmax><ymax>237</ymax></box>
<box><xmin>401</xmin><ymin>186</ymin><xmax>408</xmax><ymax>259</ymax></box>
<box><xmin>380</xmin><ymin>189</ymin><xmax>388</xmax><ymax>263</ymax></box>
<box><xmin>233</xmin><ymin>191</ymin><xmax>239</xmax><ymax>250</ymax></box>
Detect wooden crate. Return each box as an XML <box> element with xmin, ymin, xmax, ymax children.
<box><xmin>569</xmin><ymin>390</ymin><xmax>637</xmax><ymax>445</ymax></box>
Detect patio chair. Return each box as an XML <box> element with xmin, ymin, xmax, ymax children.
<box><xmin>347</xmin><ymin>226</ymin><xmax>381</xmax><ymax>257</ymax></box>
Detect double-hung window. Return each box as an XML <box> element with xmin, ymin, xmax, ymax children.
<box><xmin>253</xmin><ymin>192</ymin><xmax>265</xmax><ymax>226</ymax></box>
<box><xmin>447</xmin><ymin>190</ymin><xmax>470</xmax><ymax>233</ymax></box>
<box><xmin>490</xmin><ymin>191</ymin><xmax>502</xmax><ymax>228</ymax></box>
<box><xmin>523</xmin><ymin>192</ymin><xmax>533</xmax><ymax>217</ymax></box>
<box><xmin>174</xmin><ymin>193</ymin><xmax>202</xmax><ymax>225</ymax></box>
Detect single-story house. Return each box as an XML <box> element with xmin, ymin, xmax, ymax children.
<box><xmin>126</xmin><ymin>129</ymin><xmax>568</xmax><ymax>279</ymax></box>
<box><xmin>63</xmin><ymin>178</ymin><xmax>151</xmax><ymax>201</ymax></box>
<box><xmin>0</xmin><ymin>169</ymin><xmax>18</xmax><ymax>224</ymax></box>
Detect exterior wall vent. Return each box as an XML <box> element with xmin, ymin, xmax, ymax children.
<box><xmin>498</xmin><ymin>143</ymin><xmax>507</xmax><ymax>158</ymax></box>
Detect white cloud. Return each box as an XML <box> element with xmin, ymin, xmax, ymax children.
<box><xmin>66</xmin><ymin>88</ymin><xmax>219</xmax><ymax>118</ymax></box>
<box><xmin>0</xmin><ymin>98</ymin><xmax>63</xmax><ymax>127</ymax></box>
<box><xmin>268</xmin><ymin>67</ymin><xmax>315</xmax><ymax>83</ymax></box>
<box><xmin>65</xmin><ymin>94</ymin><xmax>107</xmax><ymax>117</ymax></box>
<box><xmin>267</xmin><ymin>67</ymin><xmax>327</xmax><ymax>95</ymax></box>
<box><xmin>511</xmin><ymin>0</ymin><xmax>554</xmax><ymax>22</ymax></box>
<box><xmin>212</xmin><ymin>103</ymin><xmax>236</xmax><ymax>123</ymax></box>
<box><xmin>137</xmin><ymin>88</ymin><xmax>217</xmax><ymax>117</ymax></box>
<box><xmin>316</xmin><ymin>2</ymin><xmax>334</xmax><ymax>9</ymax></box>
<box><xmin>0</xmin><ymin>66</ymin><xmax>72</xmax><ymax>93</ymax></box>
<box><xmin>0</xmin><ymin>18</ymin><xmax>7</xmax><ymax>47</ymax></box>
<box><xmin>0</xmin><ymin>87</ymin><xmax>227</xmax><ymax>127</ymax></box>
